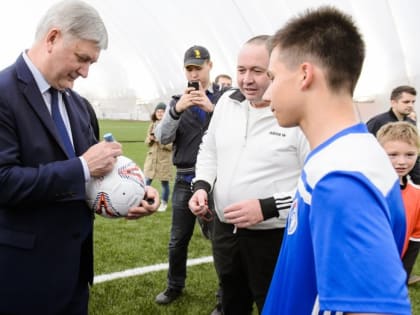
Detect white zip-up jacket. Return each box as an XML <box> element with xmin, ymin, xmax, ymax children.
<box><xmin>194</xmin><ymin>89</ymin><xmax>309</xmax><ymax>230</ymax></box>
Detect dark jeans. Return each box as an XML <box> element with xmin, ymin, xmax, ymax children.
<box><xmin>212</xmin><ymin>216</ymin><xmax>284</xmax><ymax>315</ymax></box>
<box><xmin>403</xmin><ymin>240</ymin><xmax>420</xmax><ymax>281</ymax></box>
<box><xmin>166</xmin><ymin>177</ymin><xmax>197</xmax><ymax>290</ymax></box>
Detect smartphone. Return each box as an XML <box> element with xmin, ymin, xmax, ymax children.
<box><xmin>188</xmin><ymin>81</ymin><xmax>199</xmax><ymax>91</ymax></box>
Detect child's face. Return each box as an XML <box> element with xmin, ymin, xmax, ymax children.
<box><xmin>383</xmin><ymin>140</ymin><xmax>418</xmax><ymax>177</ymax></box>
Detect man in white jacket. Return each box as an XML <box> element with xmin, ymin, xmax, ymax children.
<box><xmin>189</xmin><ymin>35</ymin><xmax>309</xmax><ymax>314</ymax></box>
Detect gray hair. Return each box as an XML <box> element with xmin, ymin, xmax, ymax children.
<box><xmin>34</xmin><ymin>0</ymin><xmax>108</xmax><ymax>49</ymax></box>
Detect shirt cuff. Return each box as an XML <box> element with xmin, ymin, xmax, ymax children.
<box><xmin>191</xmin><ymin>180</ymin><xmax>211</xmax><ymax>193</ymax></box>
<box><xmin>79</xmin><ymin>156</ymin><xmax>91</xmax><ymax>182</ymax></box>
<box><xmin>259</xmin><ymin>197</ymin><xmax>278</xmax><ymax>220</ymax></box>
<box><xmin>170</xmin><ymin>106</ymin><xmax>182</xmax><ymax>120</ymax></box>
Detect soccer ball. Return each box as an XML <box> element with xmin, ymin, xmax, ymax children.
<box><xmin>86</xmin><ymin>156</ymin><xmax>146</xmax><ymax>218</ymax></box>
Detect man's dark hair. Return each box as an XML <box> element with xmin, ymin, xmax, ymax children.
<box><xmin>214</xmin><ymin>74</ymin><xmax>232</xmax><ymax>85</ymax></box>
<box><xmin>269</xmin><ymin>6</ymin><xmax>365</xmax><ymax>95</ymax></box>
<box><xmin>390</xmin><ymin>85</ymin><xmax>417</xmax><ymax>101</ymax></box>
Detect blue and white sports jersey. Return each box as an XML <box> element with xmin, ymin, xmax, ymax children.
<box><xmin>262</xmin><ymin>123</ymin><xmax>411</xmax><ymax>315</ymax></box>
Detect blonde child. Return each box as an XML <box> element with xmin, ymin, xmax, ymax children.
<box><xmin>377</xmin><ymin>121</ymin><xmax>420</xmax><ymax>284</ymax></box>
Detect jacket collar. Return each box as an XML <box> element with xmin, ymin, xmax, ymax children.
<box><xmin>15</xmin><ymin>54</ymin><xmax>82</xmax><ymax>158</ymax></box>
<box><xmin>228</xmin><ymin>88</ymin><xmax>246</xmax><ymax>103</ymax></box>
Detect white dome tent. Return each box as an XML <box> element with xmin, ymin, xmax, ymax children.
<box><xmin>0</xmin><ymin>0</ymin><xmax>419</xmax><ymax>120</ymax></box>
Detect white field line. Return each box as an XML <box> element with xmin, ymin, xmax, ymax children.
<box><xmin>94</xmin><ymin>256</ymin><xmax>214</xmax><ymax>284</ymax></box>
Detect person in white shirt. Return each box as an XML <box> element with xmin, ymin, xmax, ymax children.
<box><xmin>188</xmin><ymin>35</ymin><xmax>309</xmax><ymax>315</ymax></box>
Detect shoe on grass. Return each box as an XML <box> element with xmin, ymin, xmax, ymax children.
<box><xmin>155</xmin><ymin>288</ymin><xmax>182</xmax><ymax>304</ymax></box>
<box><xmin>408</xmin><ymin>274</ymin><xmax>420</xmax><ymax>285</ymax></box>
<box><xmin>158</xmin><ymin>201</ymin><xmax>167</xmax><ymax>212</ymax></box>
<box><xmin>210</xmin><ymin>302</ymin><xmax>223</xmax><ymax>315</ymax></box>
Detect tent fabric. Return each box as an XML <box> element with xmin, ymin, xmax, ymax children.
<box><xmin>0</xmin><ymin>0</ymin><xmax>419</xmax><ymax>120</ymax></box>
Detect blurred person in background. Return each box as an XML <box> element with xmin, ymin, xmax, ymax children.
<box><xmin>214</xmin><ymin>73</ymin><xmax>232</xmax><ymax>90</ymax></box>
<box><xmin>367</xmin><ymin>85</ymin><xmax>417</xmax><ymax>135</ymax></box>
<box><xmin>144</xmin><ymin>102</ymin><xmax>173</xmax><ymax>212</ymax></box>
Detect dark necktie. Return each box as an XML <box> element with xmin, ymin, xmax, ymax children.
<box><xmin>50</xmin><ymin>88</ymin><xmax>75</xmax><ymax>157</ymax></box>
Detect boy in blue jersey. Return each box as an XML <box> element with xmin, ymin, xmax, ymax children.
<box><xmin>262</xmin><ymin>6</ymin><xmax>411</xmax><ymax>315</ymax></box>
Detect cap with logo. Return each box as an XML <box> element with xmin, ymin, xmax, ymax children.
<box><xmin>184</xmin><ymin>45</ymin><xmax>210</xmax><ymax>67</ymax></box>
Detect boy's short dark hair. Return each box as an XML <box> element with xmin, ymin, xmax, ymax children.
<box><xmin>269</xmin><ymin>6</ymin><xmax>365</xmax><ymax>95</ymax></box>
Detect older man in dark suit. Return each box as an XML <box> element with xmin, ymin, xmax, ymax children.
<box><xmin>0</xmin><ymin>1</ymin><xmax>158</xmax><ymax>314</ymax></box>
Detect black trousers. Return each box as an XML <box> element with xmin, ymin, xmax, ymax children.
<box><xmin>212</xmin><ymin>216</ymin><xmax>284</xmax><ymax>315</ymax></box>
<box><xmin>403</xmin><ymin>240</ymin><xmax>420</xmax><ymax>282</ymax></box>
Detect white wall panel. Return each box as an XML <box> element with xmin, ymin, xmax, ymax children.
<box><xmin>0</xmin><ymin>0</ymin><xmax>419</xmax><ymax>119</ymax></box>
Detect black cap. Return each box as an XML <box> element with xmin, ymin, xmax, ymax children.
<box><xmin>184</xmin><ymin>45</ymin><xmax>210</xmax><ymax>67</ymax></box>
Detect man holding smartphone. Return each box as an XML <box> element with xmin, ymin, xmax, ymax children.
<box><xmin>154</xmin><ymin>45</ymin><xmax>227</xmax><ymax>314</ymax></box>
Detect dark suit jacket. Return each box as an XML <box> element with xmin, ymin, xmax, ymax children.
<box><xmin>82</xmin><ymin>96</ymin><xmax>100</xmax><ymax>140</ymax></box>
<box><xmin>0</xmin><ymin>54</ymin><xmax>97</xmax><ymax>314</ymax></box>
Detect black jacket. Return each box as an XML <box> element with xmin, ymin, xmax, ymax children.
<box><xmin>166</xmin><ymin>83</ymin><xmax>228</xmax><ymax>171</ymax></box>
<box><xmin>366</xmin><ymin>108</ymin><xmax>416</xmax><ymax>136</ymax></box>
